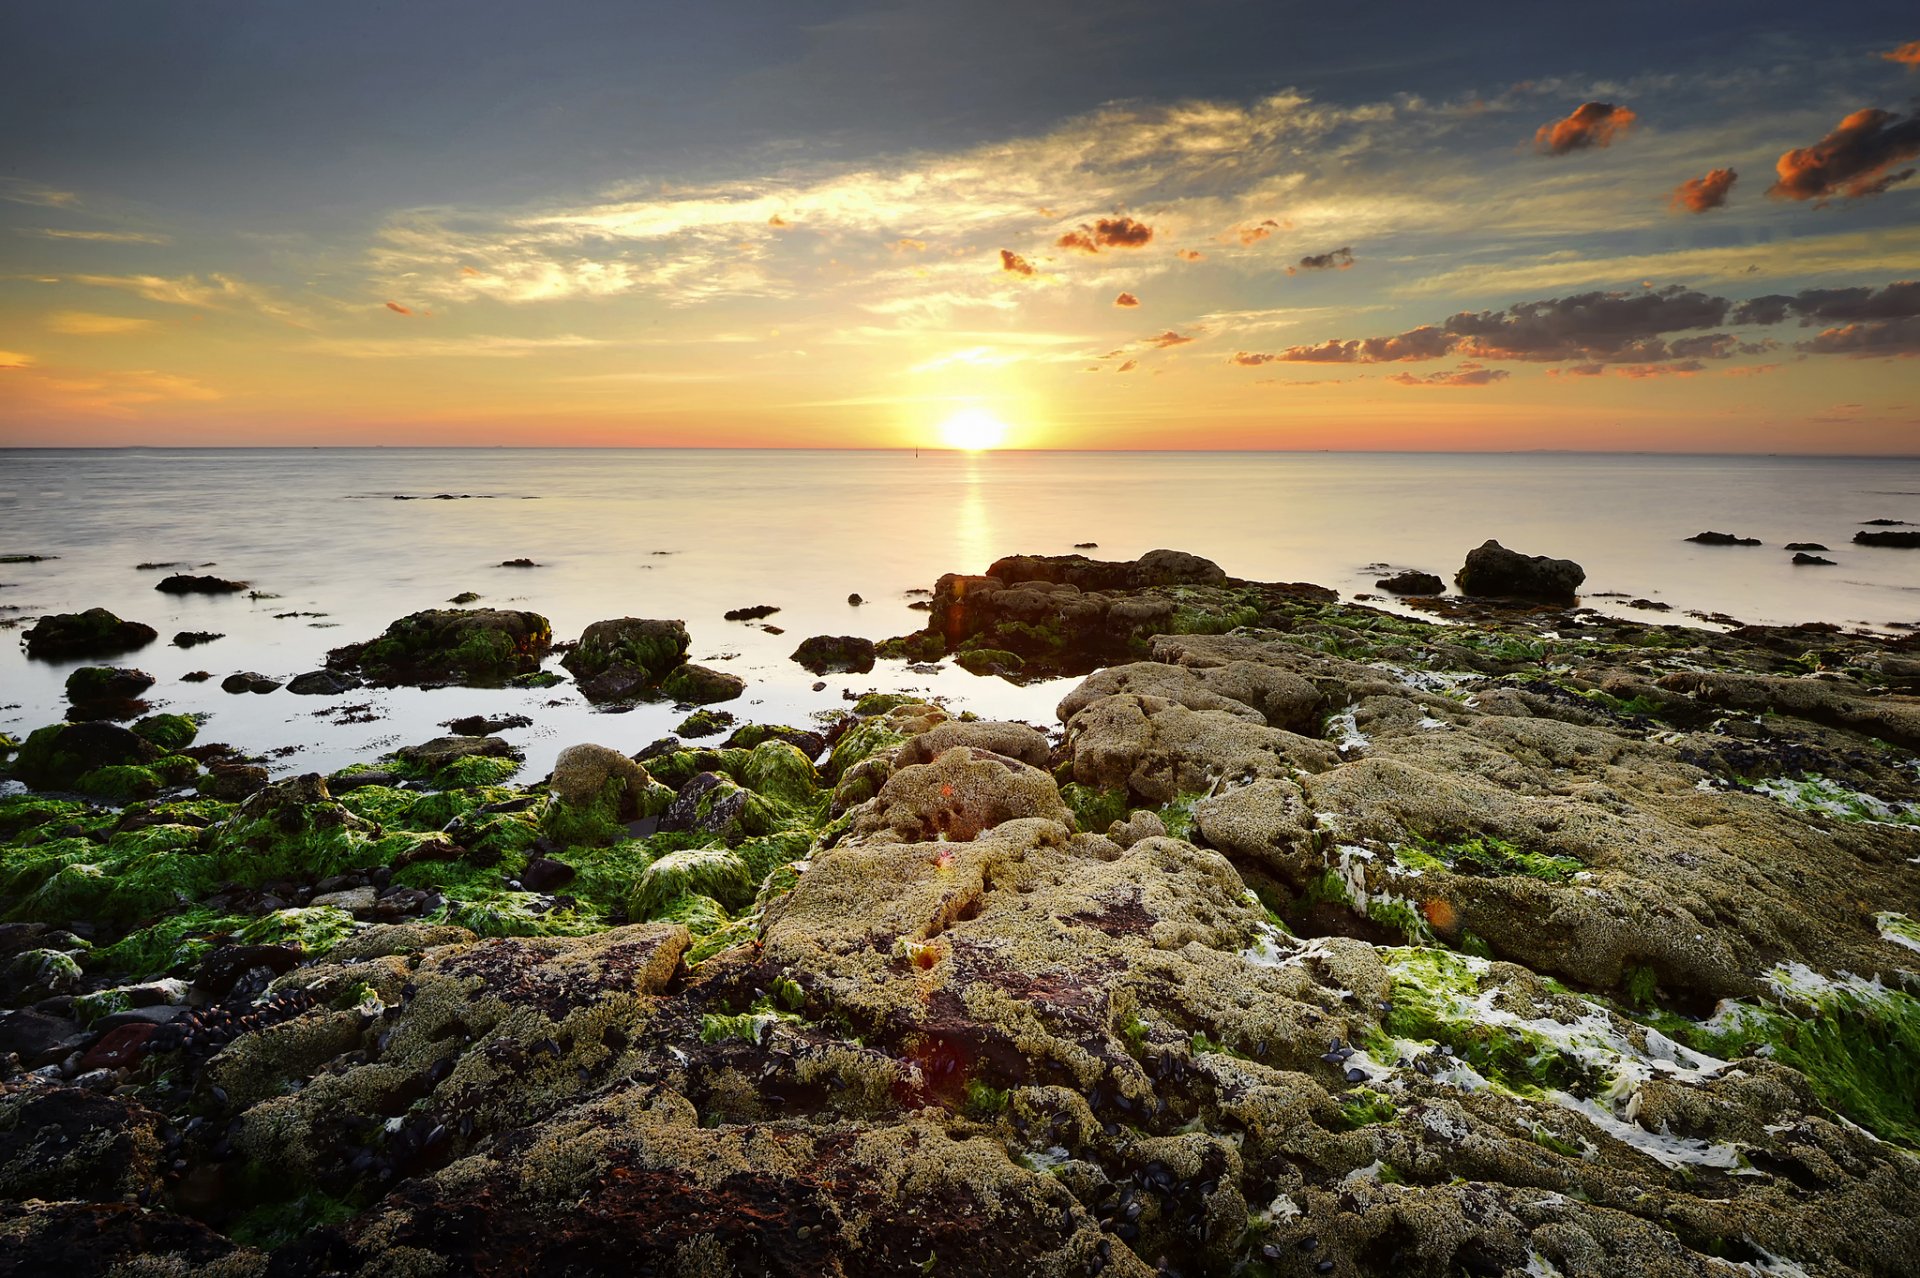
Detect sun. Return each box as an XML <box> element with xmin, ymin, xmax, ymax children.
<box><xmin>937</xmin><ymin>407</ymin><xmax>1011</xmax><ymax>451</ymax></box>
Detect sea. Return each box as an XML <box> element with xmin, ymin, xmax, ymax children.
<box><xmin>2</xmin><ymin>448</ymin><xmax>1916</xmax><ymax>779</ymax></box>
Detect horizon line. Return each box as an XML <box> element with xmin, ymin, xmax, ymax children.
<box><xmin>3</xmin><ymin>444</ymin><xmax>1919</xmax><ymax>460</ymax></box>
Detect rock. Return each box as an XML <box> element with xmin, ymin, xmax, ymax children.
<box><xmin>838</xmin><ymin>745</ymin><xmax>1072</xmax><ymax>846</ymax></box>
<box><xmin>1063</xmin><ymin>693</ymin><xmax>1339</xmax><ymax>805</ymax></box>
<box><xmin>155</xmin><ymin>573</ymin><xmax>247</xmax><ymax>593</ymax></box>
<box><xmin>1862</xmin><ymin>518</ymin><xmax>1912</xmax><ymax>526</ymax></box>
<box><xmin>1107</xmin><ymin>808</ymin><xmax>1167</xmax><ymax>847</ymax></box>
<box><xmin>674</xmin><ymin>709</ymin><xmax>735</xmax><ymax>739</ymax></box>
<box><xmin>1375</xmin><ymin>570</ymin><xmax>1444</xmax><ymax>595</ymax></box>
<box><xmin>723</xmin><ymin>604</ymin><xmax>780</xmax><ymax>621</ymax></box>
<box><xmin>660</xmin><ymin>772</ymin><xmax>778</xmax><ymax>842</ymax></box>
<box><xmin>180</xmin><ymin>670</ymin><xmax>211</xmax><ymax>682</ymax></box>
<box><xmin>521</xmin><ymin>856</ymin><xmax>577</xmax><ymax>892</ymax></box>
<box><xmin>311</xmin><ymin>886</ymin><xmax>379</xmax><ymax>913</ymax></box>
<box><xmin>198</xmin><ymin>762</ymin><xmax>268</xmax><ymax>800</ymax></box>
<box><xmin>65</xmin><ymin>666</ymin><xmax>155</xmax><ymax>703</ymax></box>
<box><xmin>561</xmin><ymin>617</ymin><xmax>690</xmax><ymax>701</ymax></box>
<box><xmin>1063</xmin><ymin>659</ymin><xmax>1325</xmax><ymax>733</ymax></box>
<box><xmin>0</xmin><ymin>1086</ymin><xmax>166</xmax><ymax>1202</ymax></box>
<box><xmin>894</xmin><ymin>720</ymin><xmax>1052</xmax><ymax>769</ymax></box>
<box><xmin>221</xmin><ymin>671</ymin><xmax>282</xmax><ymax>694</ymax></box>
<box><xmin>286</xmin><ymin>669</ymin><xmax>363</xmax><ymax>695</ymax></box>
<box><xmin>0</xmin><ymin>1009</ymin><xmax>89</xmax><ymax>1069</ymax></box>
<box><xmin>1784</xmin><ymin>542</ymin><xmax>1829</xmax><ymax>552</ymax></box>
<box><xmin>11</xmin><ymin>720</ymin><xmax>161</xmax><ymax>790</ymax></box>
<box><xmin>847</xmin><ymin>593</ymin><xmax>864</xmax><ymax>606</ymax></box>
<box><xmin>545</xmin><ymin>744</ymin><xmax>673</xmax><ymax>845</ymax></box>
<box><xmin>393</xmin><ymin>735</ymin><xmax>517</xmax><ymax>775</ymax></box>
<box><xmin>659</xmin><ymin>663</ymin><xmax>747</xmax><ymax>704</ymax></box>
<box><xmin>1074</xmin><ymin>541</ymin><xmax>1099</xmax><ymax>548</ymax></box>
<box><xmin>329</xmin><ymin>608</ymin><xmax>553</xmax><ymax>685</ymax></box>
<box><xmin>130</xmin><ymin>713</ymin><xmax>197</xmax><ymax>752</ymax></box>
<box><xmin>631</xmin><ymin>845</ymin><xmax>754</xmax><ymax>917</ymax></box>
<box><xmin>499</xmin><ymin>558</ymin><xmax>540</xmax><ymax>567</ymax></box>
<box><xmin>22</xmin><ymin>608</ymin><xmax>158</xmax><ymax>660</ymax></box>
<box><xmin>1685</xmin><ymin>532</ymin><xmax>1763</xmax><ymax>546</ymax></box>
<box><xmin>1792</xmin><ymin>553</ymin><xmax>1836</xmax><ymax>566</ymax></box>
<box><xmin>1453</xmin><ymin>539</ymin><xmax>1585</xmax><ymax>601</ymax></box>
<box><xmin>442</xmin><ymin>713</ymin><xmax>532</xmax><ymax>735</ymax></box>
<box><xmin>171</xmin><ymin>630</ymin><xmax>223</xmax><ymax>647</ymax></box>
<box><xmin>449</xmin><ymin>590</ymin><xmax>482</xmax><ymax>604</ymax></box>
<box><xmin>1856</xmin><ymin>530</ymin><xmax>1920</xmax><ymax>548</ymax></box>
<box><xmin>791</xmin><ymin>634</ymin><xmax>877</xmax><ymax>674</ymax></box>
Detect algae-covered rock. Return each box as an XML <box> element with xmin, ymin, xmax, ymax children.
<box><xmin>839</xmin><ymin>745</ymin><xmax>1072</xmax><ymax>846</ymax></box>
<box><xmin>790</xmin><ymin>634</ymin><xmax>876</xmax><ymax>674</ymax></box>
<box><xmin>131</xmin><ymin>712</ymin><xmax>198</xmax><ymax>753</ymax></box>
<box><xmin>11</xmin><ymin>721</ymin><xmax>161</xmax><ymax>792</ymax></box>
<box><xmin>561</xmin><ymin>617</ymin><xmax>689</xmax><ymax>702</ymax></box>
<box><xmin>738</xmin><ymin>739</ymin><xmax>822</xmax><ymax>807</ymax></box>
<box><xmin>1063</xmin><ymin>693</ymin><xmax>1338</xmax><ymax>804</ymax></box>
<box><xmin>659</xmin><ymin>662</ymin><xmax>746</xmax><ymax>704</ymax></box>
<box><xmin>660</xmin><ymin>772</ymin><xmax>779</xmax><ymax>842</ymax></box>
<box><xmin>544</xmin><ymin>744</ymin><xmax>672</xmax><ymax>846</ymax></box>
<box><xmin>631</xmin><ymin>846</ymin><xmax>754</xmax><ymax>918</ymax></box>
<box><xmin>328</xmin><ymin>608</ymin><xmax>552</xmax><ymax>686</ymax></box>
<box><xmin>65</xmin><ymin>666</ymin><xmax>155</xmax><ymax>704</ymax></box>
<box><xmin>22</xmin><ymin>608</ymin><xmax>158</xmax><ymax>660</ymax></box>
<box><xmin>392</xmin><ymin>735</ymin><xmax>520</xmax><ymax>786</ymax></box>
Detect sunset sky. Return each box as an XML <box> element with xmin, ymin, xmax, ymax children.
<box><xmin>2</xmin><ymin>2</ymin><xmax>1916</xmax><ymax>452</ymax></box>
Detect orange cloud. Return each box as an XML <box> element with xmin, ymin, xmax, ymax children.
<box><xmin>1278</xmin><ymin>325</ymin><xmax>1455</xmax><ymax>363</ymax></box>
<box><xmin>386</xmin><ymin>301</ymin><xmax>413</xmax><ymax>315</ymax></box>
<box><xmin>1142</xmin><ymin>330</ymin><xmax>1193</xmax><ymax>348</ymax></box>
<box><xmin>1535</xmin><ymin>102</ymin><xmax>1637</xmax><ymax>155</ymax></box>
<box><xmin>768</xmin><ymin>214</ymin><xmax>788</xmax><ymax>227</ymax></box>
<box><xmin>1116</xmin><ymin>359</ymin><xmax>1138</xmax><ymax>372</ymax></box>
<box><xmin>999</xmin><ymin>249</ymin><xmax>1034</xmax><ymax>277</ymax></box>
<box><xmin>1114</xmin><ymin>292</ymin><xmax>1140</xmax><ymax>307</ymax></box>
<box><xmin>1235</xmin><ymin>218</ymin><xmax>1285</xmax><ymax>245</ymax></box>
<box><xmin>460</xmin><ymin>265</ymin><xmax>480</xmax><ymax>276</ymax></box>
<box><xmin>1288</xmin><ymin>246</ymin><xmax>1354</xmax><ymax>275</ymax></box>
<box><xmin>0</xmin><ymin>350</ymin><xmax>36</xmax><ymax>368</ymax></box>
<box><xmin>1387</xmin><ymin>363</ymin><xmax>1510</xmax><ymax>387</ymax></box>
<box><xmin>1768</xmin><ymin>108</ymin><xmax>1920</xmax><ymax>202</ymax></box>
<box><xmin>1669</xmin><ymin>167</ymin><xmax>1737</xmax><ymax>213</ymax></box>
<box><xmin>1884</xmin><ymin>41</ymin><xmax>1920</xmax><ymax>69</ymax></box>
<box><xmin>891</xmin><ymin>238</ymin><xmax>927</xmax><ymax>253</ymax></box>
<box><xmin>1056</xmin><ymin>215</ymin><xmax>1155</xmax><ymax>253</ymax></box>
<box><xmin>1177</xmin><ymin>249</ymin><xmax>1204</xmax><ymax>262</ymax></box>
<box><xmin>1230</xmin><ymin>351</ymin><xmax>1276</xmax><ymax>366</ymax></box>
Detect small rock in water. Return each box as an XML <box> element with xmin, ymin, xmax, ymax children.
<box><xmin>1792</xmin><ymin>552</ymin><xmax>1836</xmax><ymax>565</ymax></box>
<box><xmin>156</xmin><ymin>573</ymin><xmax>249</xmax><ymax>593</ymax></box>
<box><xmin>221</xmin><ymin>672</ymin><xmax>283</xmax><ymax>695</ymax></box>
<box><xmin>724</xmin><ymin>604</ymin><xmax>780</xmax><ymax>621</ymax></box>
<box><xmin>180</xmin><ymin>670</ymin><xmax>212</xmax><ymax>683</ymax></box>
<box><xmin>1855</xmin><ymin>530</ymin><xmax>1920</xmax><ymax>548</ymax></box>
<box><xmin>791</xmin><ymin>634</ymin><xmax>876</xmax><ymax>674</ymax></box>
<box><xmin>1784</xmin><ymin>542</ymin><xmax>1829</xmax><ymax>552</ymax></box>
<box><xmin>172</xmin><ymin>630</ymin><xmax>223</xmax><ymax>648</ymax></box>
<box><xmin>847</xmin><ymin>593</ymin><xmax>864</xmax><ymax>606</ymax></box>
<box><xmin>1374</xmin><ymin>570</ymin><xmax>1444</xmax><ymax>595</ymax></box>
<box><xmin>1685</xmin><ymin>531</ymin><xmax>1762</xmax><ymax>546</ymax></box>
<box><xmin>286</xmin><ymin>669</ymin><xmax>362</xmax><ymax>696</ymax></box>
<box><xmin>499</xmin><ymin>558</ymin><xmax>540</xmax><ymax>568</ymax></box>
<box><xmin>1074</xmin><ymin>541</ymin><xmax>1099</xmax><ymax>548</ymax></box>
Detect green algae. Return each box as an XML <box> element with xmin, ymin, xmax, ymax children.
<box><xmin>954</xmin><ymin>648</ymin><xmax>1024</xmax><ymax>675</ymax></box>
<box><xmin>740</xmin><ymin>740</ymin><xmax>822</xmax><ymax>807</ymax></box>
<box><xmin>238</xmin><ymin>906</ymin><xmax>358</xmax><ymax>956</ymax></box>
<box><xmin>131</xmin><ymin>713</ymin><xmax>199</xmax><ymax>752</ymax></box>
<box><xmin>632</xmin><ymin>846</ymin><xmax>753</xmax><ymax>918</ymax></box>
<box><xmin>441</xmin><ymin>891</ymin><xmax>604</xmax><ymax>938</ymax></box>
<box><xmin>1060</xmin><ymin>783</ymin><xmax>1129</xmax><ymax>834</ymax></box>
<box><xmin>1406</xmin><ymin>833</ymin><xmax>1583</xmax><ymax>883</ymax></box>
<box><xmin>1337</xmin><ymin>1089</ymin><xmax>1398</xmax><ymax>1129</ymax></box>
<box><xmin>91</xmin><ymin>908</ymin><xmax>244</xmax><ymax>977</ymax></box>
<box><xmin>825</xmin><ymin>720</ymin><xmax>910</xmax><ymax>783</ymax></box>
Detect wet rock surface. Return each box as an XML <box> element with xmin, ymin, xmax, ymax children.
<box><xmin>328</xmin><ymin>608</ymin><xmax>553</xmax><ymax>686</ymax></box>
<box><xmin>2</xmin><ymin>549</ymin><xmax>1918</xmax><ymax>1277</ymax></box>
<box><xmin>22</xmin><ymin>608</ymin><xmax>159</xmax><ymax>661</ymax></box>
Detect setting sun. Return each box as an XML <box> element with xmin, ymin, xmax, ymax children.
<box><xmin>938</xmin><ymin>407</ymin><xmax>1011</xmax><ymax>451</ymax></box>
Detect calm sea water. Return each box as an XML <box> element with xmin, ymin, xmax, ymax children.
<box><xmin>2</xmin><ymin>449</ymin><xmax>1916</xmax><ymax>779</ymax></box>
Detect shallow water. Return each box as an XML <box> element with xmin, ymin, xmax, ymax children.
<box><xmin>2</xmin><ymin>448</ymin><xmax>1915</xmax><ymax>778</ymax></box>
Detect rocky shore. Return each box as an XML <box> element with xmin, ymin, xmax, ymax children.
<box><xmin>3</xmin><ymin>548</ymin><xmax>1917</xmax><ymax>1276</ymax></box>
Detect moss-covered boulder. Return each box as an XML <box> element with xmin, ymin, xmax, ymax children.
<box><xmin>131</xmin><ymin>713</ymin><xmax>199</xmax><ymax>753</ymax></box>
<box><xmin>658</xmin><ymin>662</ymin><xmax>746</xmax><ymax>704</ymax></box>
<box><xmin>22</xmin><ymin>608</ymin><xmax>157</xmax><ymax>661</ymax></box>
<box><xmin>561</xmin><ymin>618</ymin><xmax>689</xmax><ymax>702</ymax></box>
<box><xmin>327</xmin><ymin>608</ymin><xmax>552</xmax><ymax>686</ymax></box>
<box><xmin>544</xmin><ymin>744</ymin><xmax>673</xmax><ymax>847</ymax></box>
<box><xmin>392</xmin><ymin>735</ymin><xmax>521</xmax><ymax>787</ymax></box>
<box><xmin>789</xmin><ymin>634</ymin><xmax>876</xmax><ymax>675</ymax></box>
<box><xmin>11</xmin><ymin>721</ymin><xmax>161</xmax><ymax>792</ymax></box>
<box><xmin>739</xmin><ymin>740</ymin><xmax>822</xmax><ymax>807</ymax></box>
<box><xmin>65</xmin><ymin>666</ymin><xmax>155</xmax><ymax>704</ymax></box>
<box><xmin>631</xmin><ymin>845</ymin><xmax>754</xmax><ymax>918</ymax></box>
<box><xmin>838</xmin><ymin>745</ymin><xmax>1072</xmax><ymax>847</ymax></box>
<box><xmin>660</xmin><ymin>773</ymin><xmax>780</xmax><ymax>843</ymax></box>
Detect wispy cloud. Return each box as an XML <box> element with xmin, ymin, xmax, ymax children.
<box><xmin>304</xmin><ymin>334</ymin><xmax>615</xmax><ymax>359</ymax></box>
<box><xmin>62</xmin><ymin>272</ymin><xmax>313</xmax><ymax>325</ymax></box>
<box><xmin>20</xmin><ymin>227</ymin><xmax>172</xmax><ymax>245</ymax></box>
<box><xmin>0</xmin><ymin>180</ymin><xmax>79</xmax><ymax>209</ymax></box>
<box><xmin>45</xmin><ymin>311</ymin><xmax>156</xmax><ymax>335</ymax></box>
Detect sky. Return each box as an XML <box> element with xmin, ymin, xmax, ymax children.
<box><xmin>1</xmin><ymin>1</ymin><xmax>1917</xmax><ymax>452</ymax></box>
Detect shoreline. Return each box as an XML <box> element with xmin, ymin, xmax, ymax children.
<box><xmin>2</xmin><ymin>543</ymin><xmax>1918</xmax><ymax>1274</ymax></box>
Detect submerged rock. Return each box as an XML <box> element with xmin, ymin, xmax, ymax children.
<box><xmin>286</xmin><ymin>669</ymin><xmax>362</xmax><ymax>696</ymax></box>
<box><xmin>328</xmin><ymin>608</ymin><xmax>552</xmax><ymax>686</ymax></box>
<box><xmin>1375</xmin><ymin>570</ymin><xmax>1444</xmax><ymax>595</ymax></box>
<box><xmin>1685</xmin><ymin>531</ymin><xmax>1762</xmax><ymax>546</ymax></box>
<box><xmin>221</xmin><ymin>671</ymin><xmax>282</xmax><ymax>695</ymax></box>
<box><xmin>22</xmin><ymin>608</ymin><xmax>158</xmax><ymax>660</ymax></box>
<box><xmin>1793</xmin><ymin>552</ymin><xmax>1836</xmax><ymax>566</ymax></box>
<box><xmin>155</xmin><ymin>573</ymin><xmax>248</xmax><ymax>594</ymax></box>
<box><xmin>790</xmin><ymin>634</ymin><xmax>876</xmax><ymax>674</ymax></box>
<box><xmin>1453</xmin><ymin>539</ymin><xmax>1585</xmax><ymax>601</ymax></box>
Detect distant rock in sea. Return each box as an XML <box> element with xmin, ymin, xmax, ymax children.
<box><xmin>1685</xmin><ymin>531</ymin><xmax>1761</xmax><ymax>546</ymax></box>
